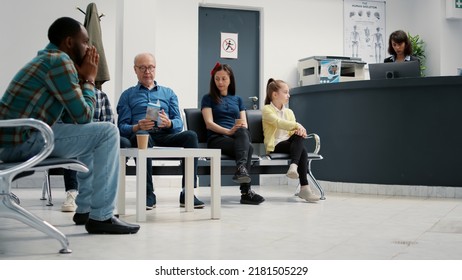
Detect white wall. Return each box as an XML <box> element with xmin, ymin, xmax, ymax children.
<box><xmin>1</xmin><ymin>0</ymin><xmax>118</xmax><ymax>106</ymax></box>
<box><xmin>441</xmin><ymin>5</ymin><xmax>462</xmax><ymax>76</ymax></box>
<box><xmin>1</xmin><ymin>0</ymin><xmax>461</xmax><ymax>114</ymax></box>
<box><xmin>120</xmin><ymin>0</ymin><xmax>346</xmax><ymax>109</ymax></box>
<box><xmin>385</xmin><ymin>0</ymin><xmax>462</xmax><ymax>77</ymax></box>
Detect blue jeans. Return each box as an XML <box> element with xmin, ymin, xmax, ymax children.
<box><xmin>63</xmin><ymin>135</ymin><xmax>132</xmax><ymax>192</ymax></box>
<box><xmin>0</xmin><ymin>122</ymin><xmax>120</xmax><ymax>221</ymax></box>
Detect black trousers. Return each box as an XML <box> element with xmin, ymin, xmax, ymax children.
<box><xmin>207</xmin><ymin>128</ymin><xmax>253</xmax><ymax>193</ymax></box>
<box><xmin>274</xmin><ymin>134</ymin><xmax>309</xmax><ymax>186</ymax></box>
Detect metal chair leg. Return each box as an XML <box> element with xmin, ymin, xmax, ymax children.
<box><xmin>40</xmin><ymin>171</ymin><xmax>47</xmax><ymax>200</ymax></box>
<box><xmin>0</xmin><ymin>194</ymin><xmax>71</xmax><ymax>254</ymax></box>
<box><xmin>307</xmin><ymin>160</ymin><xmax>326</xmax><ymax>200</ymax></box>
<box><xmin>40</xmin><ymin>171</ymin><xmax>53</xmax><ymax>206</ymax></box>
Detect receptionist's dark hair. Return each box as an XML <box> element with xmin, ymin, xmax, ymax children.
<box><xmin>388</xmin><ymin>30</ymin><xmax>413</xmax><ymax>56</ymax></box>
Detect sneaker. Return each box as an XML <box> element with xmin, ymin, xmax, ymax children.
<box><xmin>61</xmin><ymin>190</ymin><xmax>78</xmax><ymax>212</ymax></box>
<box><xmin>179</xmin><ymin>192</ymin><xmax>205</xmax><ymax>209</ymax></box>
<box><xmin>298</xmin><ymin>186</ymin><xmax>320</xmax><ymax>202</ymax></box>
<box><xmin>240</xmin><ymin>190</ymin><xmax>265</xmax><ymax>205</ymax></box>
<box><xmin>286</xmin><ymin>163</ymin><xmax>299</xmax><ymax>179</ymax></box>
<box><xmin>146</xmin><ymin>193</ymin><xmax>157</xmax><ymax>210</ymax></box>
<box><xmin>232</xmin><ymin>164</ymin><xmax>251</xmax><ymax>184</ymax></box>
<box><xmin>146</xmin><ymin>205</ymin><xmax>156</xmax><ymax>210</ymax></box>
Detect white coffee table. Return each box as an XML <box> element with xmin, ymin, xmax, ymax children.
<box><xmin>118</xmin><ymin>147</ymin><xmax>221</xmax><ymax>222</ymax></box>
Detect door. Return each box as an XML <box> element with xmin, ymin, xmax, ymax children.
<box><xmin>198</xmin><ymin>7</ymin><xmax>260</xmax><ymax>110</ymax></box>
<box><xmin>198</xmin><ymin>7</ymin><xmax>261</xmax><ymax>186</ymax></box>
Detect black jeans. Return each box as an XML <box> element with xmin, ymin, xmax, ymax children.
<box><xmin>207</xmin><ymin>128</ymin><xmax>253</xmax><ymax>193</ymax></box>
<box><xmin>63</xmin><ymin>169</ymin><xmax>78</xmax><ymax>192</ymax></box>
<box><xmin>130</xmin><ymin>131</ymin><xmax>199</xmax><ymax>205</ymax></box>
<box><xmin>274</xmin><ymin>134</ymin><xmax>309</xmax><ymax>186</ymax></box>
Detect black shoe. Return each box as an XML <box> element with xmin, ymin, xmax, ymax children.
<box><xmin>232</xmin><ymin>165</ymin><xmax>251</xmax><ymax>184</ymax></box>
<box><xmin>240</xmin><ymin>190</ymin><xmax>265</xmax><ymax>205</ymax></box>
<box><xmin>179</xmin><ymin>191</ymin><xmax>205</xmax><ymax>209</ymax></box>
<box><xmin>85</xmin><ymin>216</ymin><xmax>140</xmax><ymax>234</ymax></box>
<box><xmin>73</xmin><ymin>212</ymin><xmax>89</xmax><ymax>225</ymax></box>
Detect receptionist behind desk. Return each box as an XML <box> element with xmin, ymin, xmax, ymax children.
<box><xmin>384</xmin><ymin>30</ymin><xmax>420</xmax><ymax>66</ymax></box>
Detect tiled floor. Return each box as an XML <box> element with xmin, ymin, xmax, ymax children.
<box><xmin>1</xmin><ymin>174</ymin><xmax>462</xmax><ymax>260</ymax></box>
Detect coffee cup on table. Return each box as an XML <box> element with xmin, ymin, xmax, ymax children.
<box><xmin>136</xmin><ymin>133</ymin><xmax>149</xmax><ymax>149</ymax></box>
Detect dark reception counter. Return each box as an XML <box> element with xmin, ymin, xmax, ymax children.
<box><xmin>289</xmin><ymin>76</ymin><xmax>462</xmax><ymax>187</ymax></box>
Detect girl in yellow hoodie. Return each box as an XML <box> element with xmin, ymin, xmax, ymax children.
<box><xmin>262</xmin><ymin>78</ymin><xmax>319</xmax><ymax>202</ymax></box>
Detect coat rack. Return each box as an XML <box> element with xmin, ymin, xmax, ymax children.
<box><xmin>76</xmin><ymin>6</ymin><xmax>105</xmax><ymax>19</ymax></box>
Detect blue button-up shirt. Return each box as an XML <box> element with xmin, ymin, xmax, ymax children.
<box><xmin>116</xmin><ymin>82</ymin><xmax>183</xmax><ymax>138</ymax></box>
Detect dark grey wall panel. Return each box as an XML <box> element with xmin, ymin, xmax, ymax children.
<box><xmin>198</xmin><ymin>7</ymin><xmax>260</xmax><ymax>109</ymax></box>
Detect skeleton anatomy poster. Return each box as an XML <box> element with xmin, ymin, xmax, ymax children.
<box><xmin>343</xmin><ymin>0</ymin><xmax>386</xmax><ymax>64</ymax></box>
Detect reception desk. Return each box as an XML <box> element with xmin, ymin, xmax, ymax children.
<box><xmin>290</xmin><ymin>76</ymin><xmax>462</xmax><ymax>187</ymax></box>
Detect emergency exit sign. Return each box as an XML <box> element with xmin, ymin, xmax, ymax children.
<box><xmin>447</xmin><ymin>0</ymin><xmax>462</xmax><ymax>18</ymax></box>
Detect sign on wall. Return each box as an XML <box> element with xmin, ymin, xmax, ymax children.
<box><xmin>343</xmin><ymin>0</ymin><xmax>386</xmax><ymax>64</ymax></box>
<box><xmin>320</xmin><ymin>60</ymin><xmax>341</xmax><ymax>84</ymax></box>
<box><xmin>220</xmin><ymin>32</ymin><xmax>238</xmax><ymax>59</ymax></box>
<box><xmin>446</xmin><ymin>0</ymin><xmax>462</xmax><ymax>19</ymax></box>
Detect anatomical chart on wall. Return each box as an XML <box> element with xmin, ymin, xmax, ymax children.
<box><xmin>343</xmin><ymin>0</ymin><xmax>386</xmax><ymax>64</ymax></box>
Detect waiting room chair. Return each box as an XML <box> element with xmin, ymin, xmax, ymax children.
<box><xmin>183</xmin><ymin>108</ymin><xmax>260</xmax><ymax>162</ymax></box>
<box><xmin>183</xmin><ymin>108</ymin><xmax>210</xmax><ymax>147</ymax></box>
<box><xmin>0</xmin><ymin>118</ymin><xmax>88</xmax><ymax>254</ymax></box>
<box><xmin>183</xmin><ymin>108</ymin><xmax>324</xmax><ymax>198</ymax></box>
<box><xmin>245</xmin><ymin>109</ymin><xmax>325</xmax><ymax>200</ymax></box>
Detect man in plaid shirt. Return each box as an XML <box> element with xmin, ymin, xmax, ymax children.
<box><xmin>0</xmin><ymin>17</ymin><xmax>139</xmax><ymax>234</ymax></box>
<box><xmin>93</xmin><ymin>89</ymin><xmax>114</xmax><ymax>123</ymax></box>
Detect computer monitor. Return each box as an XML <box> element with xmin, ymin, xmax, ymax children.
<box><xmin>369</xmin><ymin>60</ymin><xmax>420</xmax><ymax>80</ymax></box>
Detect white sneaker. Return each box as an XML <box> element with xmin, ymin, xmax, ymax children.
<box><xmin>298</xmin><ymin>185</ymin><xmax>319</xmax><ymax>202</ymax></box>
<box><xmin>61</xmin><ymin>190</ymin><xmax>78</xmax><ymax>212</ymax></box>
<box><xmin>286</xmin><ymin>163</ymin><xmax>299</xmax><ymax>179</ymax></box>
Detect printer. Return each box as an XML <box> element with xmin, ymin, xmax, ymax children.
<box><xmin>298</xmin><ymin>55</ymin><xmax>366</xmax><ymax>86</ymax></box>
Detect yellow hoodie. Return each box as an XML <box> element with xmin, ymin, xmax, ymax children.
<box><xmin>262</xmin><ymin>104</ymin><xmax>299</xmax><ymax>154</ymax></box>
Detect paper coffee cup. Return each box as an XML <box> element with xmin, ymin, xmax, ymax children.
<box><xmin>235</xmin><ymin>119</ymin><xmax>245</xmax><ymax>125</ymax></box>
<box><xmin>136</xmin><ymin>134</ymin><xmax>149</xmax><ymax>149</ymax></box>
